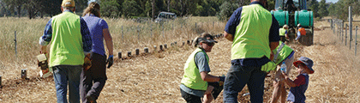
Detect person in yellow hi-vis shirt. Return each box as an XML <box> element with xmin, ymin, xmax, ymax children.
<box><xmin>39</xmin><ymin>0</ymin><xmax>92</xmax><ymax>102</ymax></box>
<box><xmin>279</xmin><ymin>24</ymin><xmax>289</xmax><ymax>43</ymax></box>
<box><xmin>270</xmin><ymin>41</ymin><xmax>295</xmax><ymax>103</ymax></box>
<box><xmin>223</xmin><ymin>0</ymin><xmax>280</xmax><ymax>102</ymax></box>
<box><xmin>180</xmin><ymin>33</ymin><xmax>225</xmax><ymax>103</ymax></box>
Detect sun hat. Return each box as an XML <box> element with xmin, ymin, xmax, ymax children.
<box><xmin>297</xmin><ymin>24</ymin><xmax>301</xmax><ymax>27</ymax></box>
<box><xmin>293</xmin><ymin>56</ymin><xmax>314</xmax><ymax>74</ymax></box>
<box><xmin>283</xmin><ymin>24</ymin><xmax>288</xmax><ymax>28</ymax></box>
<box><xmin>62</xmin><ymin>0</ymin><xmax>75</xmax><ymax>7</ymax></box>
<box><xmin>199</xmin><ymin>33</ymin><xmax>218</xmax><ymax>43</ymax></box>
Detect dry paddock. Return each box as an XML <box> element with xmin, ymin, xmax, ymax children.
<box><xmin>1</xmin><ymin>20</ymin><xmax>360</xmax><ymax>102</ymax></box>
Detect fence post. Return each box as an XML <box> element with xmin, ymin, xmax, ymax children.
<box><xmin>345</xmin><ymin>24</ymin><xmax>348</xmax><ymax>46</ymax></box>
<box><xmin>172</xmin><ymin>23</ymin><xmax>175</xmax><ymax>36</ymax></box>
<box><xmin>195</xmin><ymin>23</ymin><xmax>197</xmax><ymax>33</ymax></box>
<box><xmin>331</xmin><ymin>19</ymin><xmax>335</xmax><ymax>34</ymax></box>
<box><xmin>121</xmin><ymin>26</ymin><xmax>124</xmax><ymax>41</ymax></box>
<box><xmin>338</xmin><ymin>20</ymin><xmax>340</xmax><ymax>38</ymax></box>
<box><xmin>162</xmin><ymin>24</ymin><xmax>164</xmax><ymax>38</ymax></box>
<box><xmin>337</xmin><ymin>20</ymin><xmax>339</xmax><ymax>38</ymax></box>
<box><xmin>341</xmin><ymin>21</ymin><xmax>343</xmax><ymax>43</ymax></box>
<box><xmin>213</xmin><ymin>21</ymin><xmax>215</xmax><ymax>29</ymax></box>
<box><xmin>14</xmin><ymin>31</ymin><xmax>17</xmax><ymax>58</ymax></box>
<box><xmin>356</xmin><ymin>26</ymin><xmax>358</xmax><ymax>56</ymax></box>
<box><xmin>137</xmin><ymin>25</ymin><xmax>140</xmax><ymax>40</ymax></box>
<box><xmin>349</xmin><ymin>6</ymin><xmax>353</xmax><ymax>50</ymax></box>
<box><xmin>150</xmin><ymin>24</ymin><xmax>153</xmax><ymax>38</ymax></box>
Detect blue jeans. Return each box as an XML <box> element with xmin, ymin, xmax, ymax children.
<box><xmin>223</xmin><ymin>64</ymin><xmax>266</xmax><ymax>103</ymax></box>
<box><xmin>52</xmin><ymin>65</ymin><xmax>82</xmax><ymax>103</ymax></box>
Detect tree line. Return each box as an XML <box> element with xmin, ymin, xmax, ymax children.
<box><xmin>327</xmin><ymin>0</ymin><xmax>360</xmax><ymax>20</ymax></box>
<box><xmin>0</xmin><ymin>0</ymin><xmax>356</xmax><ymax>21</ymax></box>
<box><xmin>0</xmin><ymin>0</ymin><xmax>269</xmax><ymax>20</ymax></box>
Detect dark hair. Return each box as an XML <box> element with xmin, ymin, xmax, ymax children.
<box><xmin>82</xmin><ymin>2</ymin><xmax>100</xmax><ymax>17</ymax></box>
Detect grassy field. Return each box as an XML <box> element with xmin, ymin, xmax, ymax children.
<box><xmin>0</xmin><ymin>16</ymin><xmax>360</xmax><ymax>102</ymax></box>
<box><xmin>0</xmin><ymin>16</ymin><xmax>224</xmax><ymax>80</ymax></box>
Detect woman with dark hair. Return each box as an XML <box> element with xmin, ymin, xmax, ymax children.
<box><xmin>80</xmin><ymin>2</ymin><xmax>114</xmax><ymax>103</ymax></box>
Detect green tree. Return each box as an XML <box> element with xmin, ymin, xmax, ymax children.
<box><xmin>327</xmin><ymin>3</ymin><xmax>335</xmax><ymax>17</ymax></box>
<box><xmin>217</xmin><ymin>1</ymin><xmax>239</xmax><ymax>21</ymax></box>
<box><xmin>100</xmin><ymin>0</ymin><xmax>120</xmax><ymax>17</ymax></box>
<box><xmin>318</xmin><ymin>0</ymin><xmax>328</xmax><ymax>18</ymax></box>
<box><xmin>144</xmin><ymin>0</ymin><xmax>152</xmax><ymax>17</ymax></box>
<box><xmin>310</xmin><ymin>0</ymin><xmax>319</xmax><ymax>17</ymax></box>
<box><xmin>41</xmin><ymin>0</ymin><xmax>61</xmax><ymax>17</ymax></box>
<box><xmin>194</xmin><ymin>0</ymin><xmax>215</xmax><ymax>16</ymax></box>
<box><xmin>2</xmin><ymin>0</ymin><xmax>25</xmax><ymax>18</ymax></box>
<box><xmin>352</xmin><ymin>1</ymin><xmax>360</xmax><ymax>15</ymax></box>
<box><xmin>266</xmin><ymin>0</ymin><xmax>275</xmax><ymax>11</ymax></box>
<box><xmin>0</xmin><ymin>0</ymin><xmax>12</xmax><ymax>17</ymax></box>
<box><xmin>122</xmin><ymin>0</ymin><xmax>141</xmax><ymax>18</ymax></box>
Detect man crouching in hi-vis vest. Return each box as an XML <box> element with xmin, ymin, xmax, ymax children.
<box><xmin>180</xmin><ymin>33</ymin><xmax>226</xmax><ymax>103</ymax></box>
<box><xmin>223</xmin><ymin>0</ymin><xmax>280</xmax><ymax>102</ymax></box>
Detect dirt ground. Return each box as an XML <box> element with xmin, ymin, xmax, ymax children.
<box><xmin>1</xmin><ymin>20</ymin><xmax>360</xmax><ymax>102</ymax></box>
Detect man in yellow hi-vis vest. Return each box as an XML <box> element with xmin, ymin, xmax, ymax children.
<box><xmin>223</xmin><ymin>0</ymin><xmax>280</xmax><ymax>102</ymax></box>
<box><xmin>180</xmin><ymin>33</ymin><xmax>225</xmax><ymax>103</ymax></box>
<box><xmin>39</xmin><ymin>0</ymin><xmax>92</xmax><ymax>102</ymax></box>
<box><xmin>279</xmin><ymin>24</ymin><xmax>289</xmax><ymax>43</ymax></box>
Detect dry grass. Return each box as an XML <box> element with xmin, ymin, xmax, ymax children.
<box><xmin>300</xmin><ymin>20</ymin><xmax>360</xmax><ymax>103</ymax></box>
<box><xmin>0</xmin><ymin>16</ymin><xmax>360</xmax><ymax>102</ymax></box>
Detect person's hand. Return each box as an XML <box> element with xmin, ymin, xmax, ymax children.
<box><xmin>40</xmin><ymin>51</ymin><xmax>46</xmax><ymax>54</ymax></box>
<box><xmin>106</xmin><ymin>55</ymin><xmax>113</xmax><ymax>68</ymax></box>
<box><xmin>83</xmin><ymin>53</ymin><xmax>92</xmax><ymax>71</ymax></box>
<box><xmin>219</xmin><ymin>76</ymin><xmax>226</xmax><ymax>86</ymax></box>
<box><xmin>270</xmin><ymin>51</ymin><xmax>274</xmax><ymax>61</ymax></box>
<box><xmin>205</xmin><ymin>85</ymin><xmax>214</xmax><ymax>95</ymax></box>
<box><xmin>281</xmin><ymin>71</ymin><xmax>288</xmax><ymax>79</ymax></box>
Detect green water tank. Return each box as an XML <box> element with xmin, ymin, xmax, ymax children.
<box><xmin>295</xmin><ymin>10</ymin><xmax>313</xmax><ymax>27</ymax></box>
<box><xmin>271</xmin><ymin>10</ymin><xmax>288</xmax><ymax>27</ymax></box>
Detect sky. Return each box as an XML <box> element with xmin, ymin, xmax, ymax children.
<box><xmin>317</xmin><ymin>0</ymin><xmax>339</xmax><ymax>3</ymax></box>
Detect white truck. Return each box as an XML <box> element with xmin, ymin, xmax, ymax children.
<box><xmin>155</xmin><ymin>12</ymin><xmax>177</xmax><ymax>23</ymax></box>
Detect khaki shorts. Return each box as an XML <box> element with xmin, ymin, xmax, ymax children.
<box><xmin>274</xmin><ymin>54</ymin><xmax>295</xmax><ymax>82</ymax></box>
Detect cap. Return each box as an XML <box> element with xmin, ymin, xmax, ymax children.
<box><xmin>293</xmin><ymin>56</ymin><xmax>314</xmax><ymax>74</ymax></box>
<box><xmin>283</xmin><ymin>24</ymin><xmax>288</xmax><ymax>28</ymax></box>
<box><xmin>62</xmin><ymin>0</ymin><xmax>75</xmax><ymax>7</ymax></box>
<box><xmin>199</xmin><ymin>34</ymin><xmax>218</xmax><ymax>43</ymax></box>
<box><xmin>297</xmin><ymin>24</ymin><xmax>301</xmax><ymax>27</ymax></box>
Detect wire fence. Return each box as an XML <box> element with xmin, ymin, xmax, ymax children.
<box><xmin>328</xmin><ymin>6</ymin><xmax>359</xmax><ymax>56</ymax></box>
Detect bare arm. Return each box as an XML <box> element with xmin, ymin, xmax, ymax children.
<box><xmin>224</xmin><ymin>31</ymin><xmax>234</xmax><ymax>42</ymax></box>
<box><xmin>282</xmin><ymin>73</ymin><xmax>297</xmax><ymax>87</ymax></box>
<box><xmin>103</xmin><ymin>28</ymin><xmax>113</xmax><ymax>55</ymax></box>
<box><xmin>200</xmin><ymin>71</ymin><xmax>220</xmax><ymax>82</ymax></box>
<box><xmin>40</xmin><ymin>45</ymin><xmax>47</xmax><ymax>54</ymax></box>
<box><xmin>270</xmin><ymin>41</ymin><xmax>279</xmax><ymax>51</ymax></box>
<box><xmin>281</xmin><ymin>71</ymin><xmax>300</xmax><ymax>87</ymax></box>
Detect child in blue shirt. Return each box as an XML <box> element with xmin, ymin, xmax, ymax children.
<box><xmin>281</xmin><ymin>57</ymin><xmax>314</xmax><ymax>103</ymax></box>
